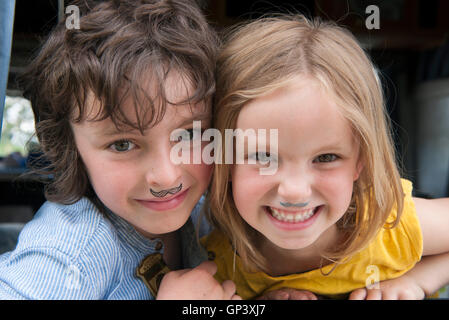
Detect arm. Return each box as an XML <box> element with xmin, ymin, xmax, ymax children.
<box><xmin>0</xmin><ymin>246</ymin><xmax>95</xmax><ymax>299</ymax></box>
<box><xmin>407</xmin><ymin>252</ymin><xmax>449</xmax><ymax>297</ymax></box>
<box><xmin>413</xmin><ymin>197</ymin><xmax>449</xmax><ymax>255</ymax></box>
<box><xmin>349</xmin><ymin>197</ymin><xmax>449</xmax><ymax>300</ymax></box>
<box><xmin>349</xmin><ymin>252</ymin><xmax>449</xmax><ymax>299</ymax></box>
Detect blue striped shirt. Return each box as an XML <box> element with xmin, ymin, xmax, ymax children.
<box><xmin>0</xmin><ymin>197</ymin><xmax>209</xmax><ymax>299</ymax></box>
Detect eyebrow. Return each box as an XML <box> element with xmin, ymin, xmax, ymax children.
<box><xmin>94</xmin><ymin>112</ymin><xmax>212</xmax><ymax>137</ymax></box>
<box><xmin>241</xmin><ymin>136</ymin><xmax>273</xmax><ymax>152</ymax></box>
<box><xmin>313</xmin><ymin>143</ymin><xmax>349</xmax><ymax>154</ymax></box>
<box><xmin>97</xmin><ymin>126</ymin><xmax>140</xmax><ymax>137</ymax></box>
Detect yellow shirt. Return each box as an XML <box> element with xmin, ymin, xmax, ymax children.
<box><xmin>201</xmin><ymin>179</ymin><xmax>423</xmax><ymax>299</ymax></box>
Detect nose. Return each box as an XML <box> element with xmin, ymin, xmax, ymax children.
<box><xmin>277</xmin><ymin>165</ymin><xmax>313</xmax><ymax>204</ymax></box>
<box><xmin>145</xmin><ymin>145</ymin><xmax>182</xmax><ymax>190</ymax></box>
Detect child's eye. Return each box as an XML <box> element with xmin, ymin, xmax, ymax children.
<box><xmin>248</xmin><ymin>152</ymin><xmax>273</xmax><ymax>164</ymax></box>
<box><xmin>109</xmin><ymin>140</ymin><xmax>136</xmax><ymax>152</ymax></box>
<box><xmin>185</xmin><ymin>128</ymin><xmax>197</xmax><ymax>141</ymax></box>
<box><xmin>174</xmin><ymin>128</ymin><xmax>203</xmax><ymax>142</ymax></box>
<box><xmin>314</xmin><ymin>154</ymin><xmax>338</xmax><ymax>163</ymax></box>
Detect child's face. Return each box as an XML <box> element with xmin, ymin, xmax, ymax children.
<box><xmin>231</xmin><ymin>76</ymin><xmax>363</xmax><ymax>252</ymax></box>
<box><xmin>71</xmin><ymin>73</ymin><xmax>212</xmax><ymax>238</ymax></box>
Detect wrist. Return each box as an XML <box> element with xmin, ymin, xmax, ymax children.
<box><xmin>402</xmin><ymin>263</ymin><xmax>434</xmax><ymax>297</ymax></box>
<box><xmin>408</xmin><ymin>254</ymin><xmax>449</xmax><ymax>297</ymax></box>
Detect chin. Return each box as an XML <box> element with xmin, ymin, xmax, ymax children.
<box><xmin>269</xmin><ymin>236</ymin><xmax>317</xmax><ymax>251</ymax></box>
<box><xmin>143</xmin><ymin>222</ymin><xmax>183</xmax><ymax>237</ymax></box>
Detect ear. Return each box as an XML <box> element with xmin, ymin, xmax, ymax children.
<box><xmin>353</xmin><ymin>158</ymin><xmax>364</xmax><ymax>181</ymax></box>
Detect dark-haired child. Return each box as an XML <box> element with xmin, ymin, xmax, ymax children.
<box><xmin>0</xmin><ymin>0</ymin><xmax>238</xmax><ymax>300</ymax></box>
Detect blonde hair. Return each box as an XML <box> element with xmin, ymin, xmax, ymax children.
<box><xmin>207</xmin><ymin>15</ymin><xmax>404</xmax><ymax>273</ymax></box>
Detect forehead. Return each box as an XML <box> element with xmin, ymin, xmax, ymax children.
<box><xmin>236</xmin><ymin>76</ymin><xmax>356</xmax><ymax>150</ymax></box>
<box><xmin>77</xmin><ymin>70</ymin><xmax>210</xmax><ymax>127</ymax></box>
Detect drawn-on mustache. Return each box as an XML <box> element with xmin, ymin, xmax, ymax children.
<box><xmin>150</xmin><ymin>183</ymin><xmax>183</xmax><ymax>198</ymax></box>
<box><xmin>279</xmin><ymin>201</ymin><xmax>309</xmax><ymax>208</ymax></box>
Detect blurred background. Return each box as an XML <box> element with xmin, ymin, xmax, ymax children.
<box><xmin>1</xmin><ymin>0</ymin><xmax>449</xmax><ymax>225</ymax></box>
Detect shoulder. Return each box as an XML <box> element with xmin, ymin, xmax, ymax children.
<box><xmin>383</xmin><ymin>179</ymin><xmax>421</xmax><ymax>247</ymax></box>
<box><xmin>385</xmin><ymin>178</ymin><xmax>449</xmax><ymax>257</ymax></box>
<box><xmin>0</xmin><ymin>198</ymin><xmax>124</xmax><ymax>299</ymax></box>
<box><xmin>384</xmin><ymin>178</ymin><xmax>415</xmax><ymax>224</ymax></box>
<box><xmin>17</xmin><ymin>198</ymin><xmax>119</xmax><ymax>256</ymax></box>
<box><xmin>395</xmin><ymin>179</ymin><xmax>422</xmax><ymax>247</ymax></box>
<box><xmin>370</xmin><ymin>179</ymin><xmax>422</xmax><ymax>271</ymax></box>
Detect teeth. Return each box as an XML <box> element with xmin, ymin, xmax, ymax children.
<box><xmin>268</xmin><ymin>206</ymin><xmax>316</xmax><ymax>223</ymax></box>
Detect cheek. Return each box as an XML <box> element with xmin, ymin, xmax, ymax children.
<box><xmin>316</xmin><ymin>168</ymin><xmax>355</xmax><ymax>208</ymax></box>
<box><xmin>91</xmin><ymin>170</ymin><xmax>129</xmax><ymax>194</ymax></box>
<box><xmin>82</xmin><ymin>155</ymin><xmax>133</xmax><ymax>202</ymax></box>
<box><xmin>231</xmin><ymin>166</ymin><xmax>269</xmax><ymax>217</ymax></box>
<box><xmin>184</xmin><ymin>163</ymin><xmax>213</xmax><ymax>188</ymax></box>
<box><xmin>73</xmin><ymin>129</ymin><xmax>136</xmax><ymax>206</ymax></box>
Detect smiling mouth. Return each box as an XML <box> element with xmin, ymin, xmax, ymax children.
<box><xmin>265</xmin><ymin>206</ymin><xmax>321</xmax><ymax>223</ymax></box>
<box><xmin>136</xmin><ymin>188</ymin><xmax>190</xmax><ymax>211</ymax></box>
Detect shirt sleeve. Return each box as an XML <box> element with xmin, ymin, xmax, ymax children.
<box><xmin>0</xmin><ymin>200</ymin><xmax>122</xmax><ymax>300</ymax></box>
<box><xmin>373</xmin><ymin>179</ymin><xmax>424</xmax><ymax>276</ymax></box>
<box><xmin>0</xmin><ymin>247</ymin><xmax>95</xmax><ymax>299</ymax></box>
<box><xmin>397</xmin><ymin>178</ymin><xmax>423</xmax><ymax>261</ymax></box>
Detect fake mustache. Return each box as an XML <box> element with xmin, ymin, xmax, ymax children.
<box><xmin>150</xmin><ymin>183</ymin><xmax>183</xmax><ymax>198</ymax></box>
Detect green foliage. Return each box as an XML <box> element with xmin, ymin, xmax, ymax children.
<box><xmin>0</xmin><ymin>96</ymin><xmax>37</xmax><ymax>157</ymax></box>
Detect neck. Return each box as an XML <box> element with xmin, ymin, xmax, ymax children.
<box><xmin>258</xmin><ymin>225</ymin><xmax>340</xmax><ymax>276</ymax></box>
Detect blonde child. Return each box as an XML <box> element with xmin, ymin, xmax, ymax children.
<box><xmin>202</xmin><ymin>15</ymin><xmax>449</xmax><ymax>300</ymax></box>
<box><xmin>0</xmin><ymin>0</ymin><xmax>239</xmax><ymax>300</ymax></box>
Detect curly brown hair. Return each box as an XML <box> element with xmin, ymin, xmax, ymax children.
<box><xmin>20</xmin><ymin>0</ymin><xmax>218</xmax><ymax>206</ymax></box>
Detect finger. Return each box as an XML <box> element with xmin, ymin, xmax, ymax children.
<box><xmin>348</xmin><ymin>288</ymin><xmax>367</xmax><ymax>300</ymax></box>
<box><xmin>272</xmin><ymin>291</ymin><xmax>290</xmax><ymax>300</ymax></box>
<box><xmin>194</xmin><ymin>261</ymin><xmax>218</xmax><ymax>276</ymax></box>
<box><xmin>365</xmin><ymin>289</ymin><xmax>382</xmax><ymax>300</ymax></box>
<box><xmin>382</xmin><ymin>290</ymin><xmax>398</xmax><ymax>300</ymax></box>
<box><xmin>398</xmin><ymin>290</ymin><xmax>422</xmax><ymax>300</ymax></box>
<box><xmin>304</xmin><ymin>291</ymin><xmax>318</xmax><ymax>300</ymax></box>
<box><xmin>231</xmin><ymin>294</ymin><xmax>243</xmax><ymax>300</ymax></box>
<box><xmin>288</xmin><ymin>290</ymin><xmax>317</xmax><ymax>300</ymax></box>
<box><xmin>262</xmin><ymin>290</ymin><xmax>290</xmax><ymax>300</ymax></box>
<box><xmin>168</xmin><ymin>268</ymin><xmax>191</xmax><ymax>277</ymax></box>
<box><xmin>222</xmin><ymin>280</ymin><xmax>237</xmax><ymax>299</ymax></box>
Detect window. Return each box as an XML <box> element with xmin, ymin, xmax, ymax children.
<box><xmin>0</xmin><ymin>95</ymin><xmax>37</xmax><ymax>158</ymax></box>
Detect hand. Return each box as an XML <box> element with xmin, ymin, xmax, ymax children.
<box><xmin>156</xmin><ymin>261</ymin><xmax>242</xmax><ymax>300</ymax></box>
<box><xmin>257</xmin><ymin>288</ymin><xmax>318</xmax><ymax>300</ymax></box>
<box><xmin>349</xmin><ymin>274</ymin><xmax>426</xmax><ymax>300</ymax></box>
